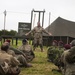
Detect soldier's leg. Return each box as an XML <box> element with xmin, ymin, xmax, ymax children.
<box><xmin>33</xmin><ymin>38</ymin><xmax>37</xmax><ymax>51</ymax></box>
<box><xmin>39</xmin><ymin>44</ymin><xmax>43</xmax><ymax>52</ymax></box>
<box><xmin>33</xmin><ymin>44</ymin><xmax>37</xmax><ymax>51</ymax></box>
<box><xmin>39</xmin><ymin>38</ymin><xmax>43</xmax><ymax>52</ymax></box>
<box><xmin>16</xmin><ymin>55</ymin><xmax>32</xmax><ymax>67</ymax></box>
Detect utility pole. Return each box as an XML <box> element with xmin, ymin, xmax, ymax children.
<box><xmin>48</xmin><ymin>12</ymin><xmax>51</xmax><ymax>25</ymax></box>
<box><xmin>33</xmin><ymin>14</ymin><xmax>36</xmax><ymax>28</ymax></box>
<box><xmin>4</xmin><ymin>10</ymin><xmax>7</xmax><ymax>35</ymax></box>
<box><xmin>48</xmin><ymin>12</ymin><xmax>51</xmax><ymax>32</ymax></box>
<box><xmin>31</xmin><ymin>9</ymin><xmax>34</xmax><ymax>30</ymax></box>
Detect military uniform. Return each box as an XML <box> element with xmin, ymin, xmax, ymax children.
<box><xmin>0</xmin><ymin>50</ymin><xmax>20</xmax><ymax>66</ymax></box>
<box><xmin>0</xmin><ymin>50</ymin><xmax>20</xmax><ymax>75</ymax></box>
<box><xmin>61</xmin><ymin>49</ymin><xmax>75</xmax><ymax>75</ymax></box>
<box><xmin>26</xmin><ymin>24</ymin><xmax>50</xmax><ymax>52</ymax></box>
<box><xmin>58</xmin><ymin>41</ymin><xmax>64</xmax><ymax>49</ymax></box>
<box><xmin>18</xmin><ymin>43</ymin><xmax>35</xmax><ymax>62</ymax></box>
<box><xmin>3</xmin><ymin>41</ymin><xmax>32</xmax><ymax>67</ymax></box>
<box><xmin>52</xmin><ymin>40</ymin><xmax>58</xmax><ymax>48</ymax></box>
<box><xmin>7</xmin><ymin>48</ymin><xmax>32</xmax><ymax>67</ymax></box>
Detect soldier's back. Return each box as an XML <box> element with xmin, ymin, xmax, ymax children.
<box><xmin>61</xmin><ymin>49</ymin><xmax>75</xmax><ymax>75</ymax></box>
<box><xmin>0</xmin><ymin>51</ymin><xmax>12</xmax><ymax>64</ymax></box>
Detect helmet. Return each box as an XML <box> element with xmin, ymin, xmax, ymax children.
<box><xmin>6</xmin><ymin>39</ymin><xmax>10</xmax><ymax>43</ymax></box>
<box><xmin>22</xmin><ymin>39</ymin><xmax>27</xmax><ymax>43</ymax></box>
<box><xmin>64</xmin><ymin>44</ymin><xmax>71</xmax><ymax>49</ymax></box>
<box><xmin>1</xmin><ymin>42</ymin><xmax>9</xmax><ymax>51</ymax></box>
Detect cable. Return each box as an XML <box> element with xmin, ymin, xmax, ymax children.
<box><xmin>7</xmin><ymin>11</ymin><xmax>30</xmax><ymax>15</ymax></box>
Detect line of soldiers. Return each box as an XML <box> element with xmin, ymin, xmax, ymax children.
<box><xmin>0</xmin><ymin>39</ymin><xmax>35</xmax><ymax>75</ymax></box>
<box><xmin>47</xmin><ymin>40</ymin><xmax>75</xmax><ymax>75</ymax></box>
<box><xmin>1</xmin><ymin>21</ymin><xmax>75</xmax><ymax>75</ymax></box>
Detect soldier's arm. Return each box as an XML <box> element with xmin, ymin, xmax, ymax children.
<box><xmin>10</xmin><ymin>47</ymin><xmax>27</xmax><ymax>59</ymax></box>
<box><xmin>11</xmin><ymin>56</ymin><xmax>20</xmax><ymax>66</ymax></box>
<box><xmin>42</xmin><ymin>28</ymin><xmax>52</xmax><ymax>35</ymax></box>
<box><xmin>7</xmin><ymin>50</ymin><xmax>16</xmax><ymax>57</ymax></box>
<box><xmin>25</xmin><ymin>29</ymin><xmax>34</xmax><ymax>36</ymax></box>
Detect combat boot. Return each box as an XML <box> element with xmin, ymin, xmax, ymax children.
<box><xmin>41</xmin><ymin>48</ymin><xmax>43</xmax><ymax>52</ymax></box>
<box><xmin>26</xmin><ymin>63</ymin><xmax>33</xmax><ymax>68</ymax></box>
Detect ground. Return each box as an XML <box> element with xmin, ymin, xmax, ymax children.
<box><xmin>19</xmin><ymin>47</ymin><xmax>62</xmax><ymax>75</ymax></box>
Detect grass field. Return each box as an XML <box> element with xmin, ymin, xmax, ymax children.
<box><xmin>19</xmin><ymin>46</ymin><xmax>62</xmax><ymax>75</ymax></box>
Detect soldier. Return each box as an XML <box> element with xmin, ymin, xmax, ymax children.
<box><xmin>52</xmin><ymin>40</ymin><xmax>58</xmax><ymax>48</ymax></box>
<box><xmin>60</xmin><ymin>40</ymin><xmax>75</xmax><ymax>75</ymax></box>
<box><xmin>5</xmin><ymin>40</ymin><xmax>33</xmax><ymax>68</ymax></box>
<box><xmin>64</xmin><ymin>44</ymin><xmax>71</xmax><ymax>50</ymax></box>
<box><xmin>0</xmin><ymin>42</ymin><xmax>20</xmax><ymax>75</ymax></box>
<box><xmin>25</xmin><ymin>22</ymin><xmax>51</xmax><ymax>52</ymax></box>
<box><xmin>18</xmin><ymin>39</ymin><xmax>35</xmax><ymax>62</ymax></box>
<box><xmin>58</xmin><ymin>40</ymin><xmax>64</xmax><ymax>50</ymax></box>
<box><xmin>47</xmin><ymin>47</ymin><xmax>57</xmax><ymax>62</ymax></box>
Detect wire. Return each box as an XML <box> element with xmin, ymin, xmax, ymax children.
<box><xmin>7</xmin><ymin>11</ymin><xmax>30</xmax><ymax>15</ymax></box>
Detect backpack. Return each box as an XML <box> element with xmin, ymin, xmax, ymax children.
<box><xmin>0</xmin><ymin>61</ymin><xmax>20</xmax><ymax>75</ymax></box>
<box><xmin>8</xmin><ymin>66</ymin><xmax>20</xmax><ymax>75</ymax></box>
<box><xmin>0</xmin><ymin>61</ymin><xmax>9</xmax><ymax>75</ymax></box>
<box><xmin>65</xmin><ymin>47</ymin><xmax>75</xmax><ymax>64</ymax></box>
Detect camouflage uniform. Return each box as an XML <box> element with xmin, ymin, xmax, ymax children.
<box><xmin>0</xmin><ymin>50</ymin><xmax>20</xmax><ymax>75</ymax></box>
<box><xmin>47</xmin><ymin>46</ymin><xmax>64</xmax><ymax>62</ymax></box>
<box><xmin>0</xmin><ymin>50</ymin><xmax>20</xmax><ymax>66</ymax></box>
<box><xmin>61</xmin><ymin>49</ymin><xmax>75</xmax><ymax>75</ymax></box>
<box><xmin>18</xmin><ymin>39</ymin><xmax>35</xmax><ymax>62</ymax></box>
<box><xmin>58</xmin><ymin>41</ymin><xmax>64</xmax><ymax>49</ymax></box>
<box><xmin>60</xmin><ymin>40</ymin><xmax>75</xmax><ymax>75</ymax></box>
<box><xmin>7</xmin><ymin>49</ymin><xmax>30</xmax><ymax>67</ymax></box>
<box><xmin>26</xmin><ymin>22</ymin><xmax>50</xmax><ymax>52</ymax></box>
<box><xmin>3</xmin><ymin>41</ymin><xmax>32</xmax><ymax>67</ymax></box>
<box><xmin>47</xmin><ymin>47</ymin><xmax>57</xmax><ymax>62</ymax></box>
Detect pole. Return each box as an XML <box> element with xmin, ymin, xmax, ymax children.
<box><xmin>67</xmin><ymin>36</ymin><xmax>69</xmax><ymax>44</ymax></box>
<box><xmin>49</xmin><ymin>12</ymin><xmax>51</xmax><ymax>25</ymax></box>
<box><xmin>48</xmin><ymin>12</ymin><xmax>51</xmax><ymax>32</ymax></box>
<box><xmin>33</xmin><ymin>14</ymin><xmax>36</xmax><ymax>28</ymax></box>
<box><xmin>38</xmin><ymin>12</ymin><xmax>41</xmax><ymax>22</ymax></box>
<box><xmin>4</xmin><ymin>10</ymin><xmax>7</xmax><ymax>35</ymax></box>
<box><xmin>31</xmin><ymin>9</ymin><xmax>34</xmax><ymax>30</ymax></box>
<box><xmin>42</xmin><ymin>9</ymin><xmax>45</xmax><ymax>27</ymax></box>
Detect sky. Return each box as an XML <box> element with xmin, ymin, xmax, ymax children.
<box><xmin>0</xmin><ymin>0</ymin><xmax>75</xmax><ymax>31</ymax></box>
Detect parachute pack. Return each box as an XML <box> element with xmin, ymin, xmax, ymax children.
<box><xmin>0</xmin><ymin>61</ymin><xmax>9</xmax><ymax>75</ymax></box>
<box><xmin>65</xmin><ymin>46</ymin><xmax>75</xmax><ymax>64</ymax></box>
<box><xmin>47</xmin><ymin>47</ymin><xmax>64</xmax><ymax>63</ymax></box>
<box><xmin>0</xmin><ymin>61</ymin><xmax>20</xmax><ymax>75</ymax></box>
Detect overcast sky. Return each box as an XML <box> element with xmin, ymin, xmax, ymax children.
<box><xmin>0</xmin><ymin>0</ymin><xmax>75</xmax><ymax>31</ymax></box>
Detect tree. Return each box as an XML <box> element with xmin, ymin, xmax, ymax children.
<box><xmin>0</xmin><ymin>30</ymin><xmax>17</xmax><ymax>36</ymax></box>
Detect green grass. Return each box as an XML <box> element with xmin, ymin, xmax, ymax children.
<box><xmin>19</xmin><ymin>47</ymin><xmax>62</xmax><ymax>75</ymax></box>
